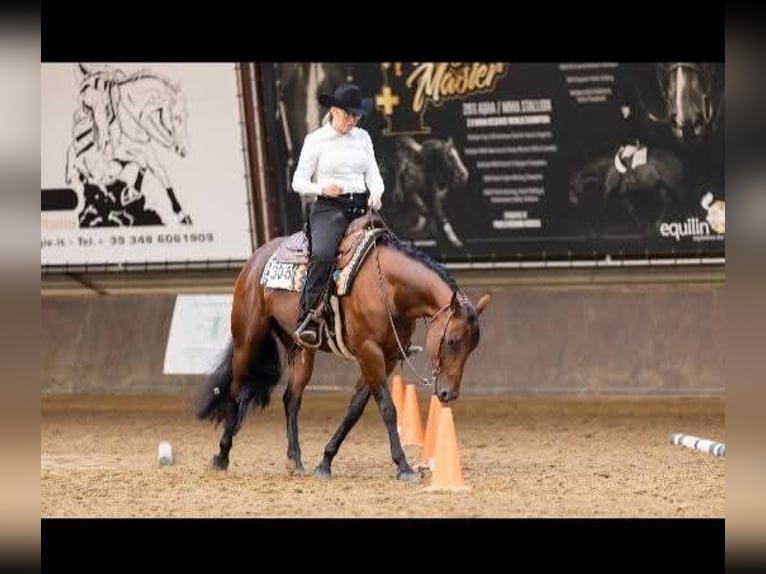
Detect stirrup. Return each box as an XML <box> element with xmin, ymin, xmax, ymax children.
<box><xmin>294</xmin><ymin>313</ymin><xmax>322</xmax><ymax>349</ymax></box>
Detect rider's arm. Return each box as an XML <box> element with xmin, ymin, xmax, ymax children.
<box><xmin>292</xmin><ymin>131</ymin><xmax>322</xmax><ymax>197</ymax></box>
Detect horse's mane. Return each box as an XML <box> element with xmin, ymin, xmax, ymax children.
<box><xmin>378</xmin><ymin>233</ymin><xmax>460</xmax><ymax>293</ymax></box>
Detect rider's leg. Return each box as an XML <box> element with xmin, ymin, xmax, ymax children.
<box><xmin>295</xmin><ymin>199</ymin><xmax>349</xmax><ymax>347</ymax></box>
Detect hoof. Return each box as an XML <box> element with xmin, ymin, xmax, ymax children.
<box><xmin>286</xmin><ymin>459</ymin><xmax>306</xmax><ymax>476</ymax></box>
<box><xmin>210</xmin><ymin>454</ymin><xmax>229</xmax><ymax>471</ymax></box>
<box><xmin>414</xmin><ymin>463</ymin><xmax>431</xmax><ymax>477</ymax></box>
<box><xmin>397</xmin><ymin>469</ymin><xmax>421</xmax><ymax>483</ymax></box>
<box><xmin>313</xmin><ymin>465</ymin><xmax>331</xmax><ymax>480</ymax></box>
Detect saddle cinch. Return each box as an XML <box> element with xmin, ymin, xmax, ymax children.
<box><xmin>260</xmin><ymin>215</ymin><xmax>388</xmax><ymax>358</ymax></box>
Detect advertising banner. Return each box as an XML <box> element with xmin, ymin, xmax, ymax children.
<box><xmin>163</xmin><ymin>294</ymin><xmax>232</xmax><ymax>375</ymax></box>
<box><xmin>41</xmin><ymin>63</ymin><xmax>254</xmax><ymax>268</ymax></box>
<box><xmin>262</xmin><ymin>62</ymin><xmax>724</xmax><ymax>264</ymax></box>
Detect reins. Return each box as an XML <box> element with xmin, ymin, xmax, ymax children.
<box><xmin>367</xmin><ymin>210</ymin><xmax>452</xmax><ymax>392</ymax></box>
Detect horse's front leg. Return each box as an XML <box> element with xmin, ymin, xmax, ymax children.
<box><xmin>371</xmin><ymin>377</ymin><xmax>419</xmax><ymax>483</ymax></box>
<box><xmin>314</xmin><ymin>379</ymin><xmax>371</xmax><ymax>480</ymax></box>
<box><xmin>283</xmin><ymin>348</ymin><xmax>315</xmax><ymax>476</ymax></box>
<box><xmin>141</xmin><ymin>145</ymin><xmax>192</xmax><ymax>225</ymax></box>
<box><xmin>404</xmin><ymin>184</ymin><xmax>429</xmax><ymax>232</ymax></box>
<box><xmin>119</xmin><ymin>144</ymin><xmax>191</xmax><ymax>225</ymax></box>
<box><xmin>357</xmin><ymin>343</ymin><xmax>418</xmax><ymax>482</ymax></box>
<box><xmin>431</xmin><ymin>187</ymin><xmax>463</xmax><ymax>248</ymax></box>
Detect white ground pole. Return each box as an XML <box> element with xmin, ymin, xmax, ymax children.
<box><xmin>669</xmin><ymin>433</ymin><xmax>725</xmax><ymax>458</ymax></box>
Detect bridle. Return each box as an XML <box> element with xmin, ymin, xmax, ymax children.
<box><xmin>657</xmin><ymin>62</ymin><xmax>714</xmax><ymax>127</ymax></box>
<box><xmin>368</xmin><ymin>211</ymin><xmax>460</xmax><ymax>394</ymax></box>
<box><xmin>423</xmin><ymin>302</ymin><xmax>455</xmax><ymax>388</ymax></box>
<box><xmin>373</xmin><ymin>245</ymin><xmax>455</xmax><ymax>392</ymax></box>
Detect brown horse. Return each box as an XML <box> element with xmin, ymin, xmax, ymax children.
<box><xmin>196</xmin><ymin>218</ymin><xmax>490</xmax><ymax>482</ymax></box>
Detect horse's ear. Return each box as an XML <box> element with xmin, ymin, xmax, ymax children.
<box><xmin>475</xmin><ymin>293</ymin><xmax>491</xmax><ymax>316</ymax></box>
<box><xmin>450</xmin><ymin>290</ymin><xmax>459</xmax><ymax>310</ymax></box>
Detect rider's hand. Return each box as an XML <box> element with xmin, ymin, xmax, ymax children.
<box><xmin>321</xmin><ymin>184</ymin><xmax>342</xmax><ymax>198</ymax></box>
<box><xmin>368</xmin><ymin>194</ymin><xmax>382</xmax><ymax>212</ymax></box>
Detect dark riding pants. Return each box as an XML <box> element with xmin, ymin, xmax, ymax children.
<box><xmin>299</xmin><ymin>193</ymin><xmax>369</xmax><ymax>321</ymax></box>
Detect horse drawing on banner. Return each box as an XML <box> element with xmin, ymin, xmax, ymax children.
<box><xmin>391</xmin><ymin>136</ymin><xmax>470</xmax><ymax>248</ymax></box>
<box><xmin>648</xmin><ymin>62</ymin><xmax>723</xmax><ymax>148</ymax></box>
<box><xmin>195</xmin><ymin>215</ymin><xmax>490</xmax><ymax>481</ymax></box>
<box><xmin>569</xmin><ymin>146</ymin><xmax>686</xmax><ymax>233</ymax></box>
<box><xmin>65</xmin><ymin>64</ymin><xmax>191</xmax><ymax>227</ymax></box>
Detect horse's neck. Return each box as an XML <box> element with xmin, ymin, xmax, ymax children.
<box><xmin>383</xmin><ymin>248</ymin><xmax>453</xmax><ymax>320</ymax></box>
<box><xmin>114</xmin><ymin>85</ymin><xmax>149</xmax><ymax>143</ymax></box>
<box><xmin>421</xmin><ymin>146</ymin><xmax>450</xmax><ymax>186</ymax></box>
<box><xmin>420</xmin><ymin>146</ymin><xmax>438</xmax><ymax>168</ymax></box>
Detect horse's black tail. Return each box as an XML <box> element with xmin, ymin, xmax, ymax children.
<box><xmin>195</xmin><ymin>333</ymin><xmax>283</xmax><ymax>426</ymax></box>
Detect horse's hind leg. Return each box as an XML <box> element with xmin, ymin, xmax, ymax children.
<box><xmin>210</xmin><ymin>343</ymin><xmax>252</xmax><ymax>470</ymax></box>
<box><xmin>314</xmin><ymin>378</ymin><xmax>371</xmax><ymax>480</ymax></box>
<box><xmin>211</xmin><ymin>397</ymin><xmax>239</xmax><ymax>470</ymax></box>
<box><xmin>283</xmin><ymin>348</ymin><xmax>315</xmax><ymax>475</ymax></box>
<box><xmin>211</xmin><ymin>318</ymin><xmax>270</xmax><ymax>470</ymax></box>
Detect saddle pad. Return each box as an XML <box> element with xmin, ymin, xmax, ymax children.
<box><xmin>260</xmin><ymin>256</ymin><xmax>306</xmax><ymax>292</ymax></box>
<box><xmin>335</xmin><ymin>228</ymin><xmax>386</xmax><ymax>296</ymax></box>
<box><xmin>260</xmin><ymin>227</ymin><xmax>386</xmax><ymax>295</ymax></box>
<box><xmin>631</xmin><ymin>146</ymin><xmax>647</xmax><ymax>169</ymax></box>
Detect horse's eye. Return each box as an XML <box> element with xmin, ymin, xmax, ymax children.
<box><xmin>446</xmin><ymin>337</ymin><xmax>460</xmax><ymax>349</ymax></box>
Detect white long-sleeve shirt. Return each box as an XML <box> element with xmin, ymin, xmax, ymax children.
<box><xmin>291</xmin><ymin>123</ymin><xmax>385</xmax><ymax>200</ymax></box>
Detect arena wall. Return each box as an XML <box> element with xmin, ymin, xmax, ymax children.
<box><xmin>41</xmin><ymin>281</ymin><xmax>724</xmax><ymax>397</ymax></box>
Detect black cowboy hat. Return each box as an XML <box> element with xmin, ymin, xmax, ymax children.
<box><xmin>318</xmin><ymin>84</ymin><xmax>373</xmax><ymax>118</ymax></box>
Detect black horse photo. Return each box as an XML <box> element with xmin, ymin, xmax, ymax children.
<box><xmin>569</xmin><ymin>148</ymin><xmax>686</xmax><ymax>234</ymax></box>
<box><xmin>387</xmin><ymin>135</ymin><xmax>469</xmax><ymax>248</ymax></box>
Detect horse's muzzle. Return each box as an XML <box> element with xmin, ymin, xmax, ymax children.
<box><xmin>438</xmin><ymin>389</ymin><xmax>458</xmax><ymax>403</ymax></box>
<box><xmin>672</xmin><ymin>122</ymin><xmax>704</xmax><ymax>145</ymax></box>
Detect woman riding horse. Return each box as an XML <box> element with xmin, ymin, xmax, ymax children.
<box><xmin>196</xmin><ymin>227</ymin><xmax>491</xmax><ymax>482</ymax></box>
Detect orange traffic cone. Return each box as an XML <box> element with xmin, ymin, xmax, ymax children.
<box><xmin>417</xmin><ymin>394</ymin><xmax>441</xmax><ymax>470</ymax></box>
<box><xmin>425</xmin><ymin>407</ymin><xmax>470</xmax><ymax>492</ymax></box>
<box><xmin>399</xmin><ymin>382</ymin><xmax>424</xmax><ymax>446</ymax></box>
<box><xmin>390</xmin><ymin>375</ymin><xmax>405</xmax><ymax>435</ymax></box>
